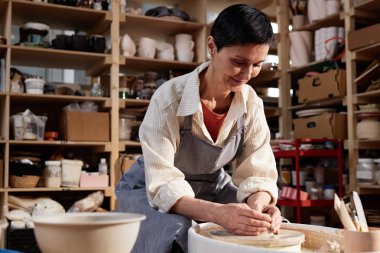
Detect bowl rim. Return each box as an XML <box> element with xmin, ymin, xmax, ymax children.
<box><xmin>32</xmin><ymin>212</ymin><xmax>146</xmax><ymax>226</ymax></box>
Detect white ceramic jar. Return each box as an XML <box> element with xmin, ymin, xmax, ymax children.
<box><xmin>44</xmin><ymin>161</ymin><xmax>61</xmax><ymax>188</ymax></box>
<box><xmin>357</xmin><ymin>118</ymin><xmax>380</xmax><ymax>139</ymax></box>
<box><xmin>356</xmin><ymin>158</ymin><xmax>375</xmax><ymax>184</ymax></box>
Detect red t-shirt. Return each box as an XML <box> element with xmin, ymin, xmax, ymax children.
<box><xmin>201</xmin><ymin>100</ymin><xmax>228</xmax><ymax>142</ymax></box>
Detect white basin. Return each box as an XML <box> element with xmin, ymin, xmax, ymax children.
<box><xmin>32</xmin><ymin>212</ymin><xmax>145</xmax><ymax>253</ymax></box>
<box><xmin>189</xmin><ymin>222</ymin><xmax>343</xmax><ymax>253</ymax></box>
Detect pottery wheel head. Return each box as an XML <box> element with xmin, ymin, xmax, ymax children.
<box><xmin>209</xmin><ymin>229</ymin><xmax>305</xmax><ymax>247</ymax></box>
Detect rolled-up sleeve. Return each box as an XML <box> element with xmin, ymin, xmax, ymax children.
<box><xmin>139</xmin><ymin>96</ymin><xmax>195</xmax><ymax>213</ymax></box>
<box><xmin>232</xmin><ymin>101</ymin><xmax>278</xmax><ymax>204</ymax></box>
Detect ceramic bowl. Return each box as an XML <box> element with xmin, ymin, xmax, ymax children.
<box><xmin>32</xmin><ymin>212</ymin><xmax>145</xmax><ymax>253</ymax></box>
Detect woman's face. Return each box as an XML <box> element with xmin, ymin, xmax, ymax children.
<box><xmin>209</xmin><ymin>38</ymin><xmax>269</xmax><ymax>93</ymax></box>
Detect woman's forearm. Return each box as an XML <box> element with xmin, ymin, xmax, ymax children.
<box><xmin>171</xmin><ymin>195</ymin><xmax>222</xmax><ymax>223</ymax></box>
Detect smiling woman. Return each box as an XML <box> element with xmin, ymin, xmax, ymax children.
<box><xmin>116</xmin><ymin>4</ymin><xmax>280</xmax><ymax>253</ymax></box>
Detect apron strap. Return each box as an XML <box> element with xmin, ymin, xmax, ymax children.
<box><xmin>182</xmin><ymin>114</ymin><xmax>193</xmax><ymax>131</ymax></box>
<box><xmin>235</xmin><ymin>113</ymin><xmax>246</xmax><ymax>158</ymax></box>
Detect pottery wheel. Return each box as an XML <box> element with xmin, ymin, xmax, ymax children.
<box><xmin>208</xmin><ymin>229</ymin><xmax>305</xmax><ymax>248</ymax></box>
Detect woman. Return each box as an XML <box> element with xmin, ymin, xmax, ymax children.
<box><xmin>116</xmin><ymin>4</ymin><xmax>281</xmax><ymax>253</ymax></box>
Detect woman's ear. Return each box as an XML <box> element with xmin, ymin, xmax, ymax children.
<box><xmin>207</xmin><ymin>36</ymin><xmax>217</xmax><ymax>57</ymax></box>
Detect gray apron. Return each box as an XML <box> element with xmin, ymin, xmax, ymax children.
<box><xmin>116</xmin><ymin>113</ymin><xmax>245</xmax><ymax>253</ymax></box>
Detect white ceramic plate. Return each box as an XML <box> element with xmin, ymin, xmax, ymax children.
<box><xmin>296</xmin><ymin>108</ymin><xmax>336</xmax><ymax>118</ymax></box>
<box><xmin>23</xmin><ymin>22</ymin><xmax>50</xmax><ymax>31</ymax></box>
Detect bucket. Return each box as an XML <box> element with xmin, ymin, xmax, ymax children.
<box><xmin>343</xmin><ymin>228</ymin><xmax>380</xmax><ymax>252</ymax></box>
<box><xmin>61</xmin><ymin>160</ymin><xmax>83</xmax><ymax>187</ymax></box>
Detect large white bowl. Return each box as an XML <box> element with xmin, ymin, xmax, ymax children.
<box><xmin>189</xmin><ymin>222</ymin><xmax>343</xmax><ymax>253</ymax></box>
<box><xmin>32</xmin><ymin>212</ymin><xmax>145</xmax><ymax>253</ymax></box>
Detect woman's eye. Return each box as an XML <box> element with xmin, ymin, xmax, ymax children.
<box><xmin>234</xmin><ymin>61</ymin><xmax>245</xmax><ymax>66</ymax></box>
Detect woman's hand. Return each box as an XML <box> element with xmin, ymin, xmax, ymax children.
<box><xmin>213</xmin><ymin>203</ymin><xmax>272</xmax><ymax>236</ymax></box>
<box><xmin>262</xmin><ymin>205</ymin><xmax>282</xmax><ymax>234</ymax></box>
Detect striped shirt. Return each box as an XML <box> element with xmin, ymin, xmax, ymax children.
<box><xmin>139</xmin><ymin>62</ymin><xmax>278</xmax><ymax>212</ymax></box>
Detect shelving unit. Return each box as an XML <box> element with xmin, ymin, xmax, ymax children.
<box><xmin>0</xmin><ymin>0</ymin><xmax>119</xmax><ymax>216</ymax></box>
<box><xmin>344</xmin><ymin>0</ymin><xmax>380</xmax><ymax>203</ymax></box>
<box><xmin>274</xmin><ymin>138</ymin><xmax>343</xmax><ymax>224</ymax></box>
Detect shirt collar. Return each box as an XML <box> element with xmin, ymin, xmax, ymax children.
<box><xmin>176</xmin><ymin>61</ymin><xmax>248</xmax><ymax>118</ymax></box>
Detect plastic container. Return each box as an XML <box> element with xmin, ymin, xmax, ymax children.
<box><xmin>11</xmin><ymin>115</ymin><xmax>24</xmax><ymax>140</ymax></box>
<box><xmin>44</xmin><ymin>161</ymin><xmax>61</xmax><ymax>188</ymax></box>
<box><xmin>24</xmin><ymin>77</ymin><xmax>45</xmax><ymax>94</ymax></box>
<box><xmin>98</xmin><ymin>158</ymin><xmax>107</xmax><ymax>175</ymax></box>
<box><xmin>61</xmin><ymin>160</ymin><xmax>83</xmax><ymax>187</ymax></box>
<box><xmin>374</xmin><ymin>158</ymin><xmax>380</xmax><ymax>185</ymax></box>
<box><xmin>323</xmin><ymin>185</ymin><xmax>335</xmax><ymax>199</ymax></box>
<box><xmin>356</xmin><ymin>158</ymin><xmax>375</xmax><ymax>184</ymax></box>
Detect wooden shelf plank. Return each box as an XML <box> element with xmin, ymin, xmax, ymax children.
<box><xmin>121</xmin><ymin>56</ymin><xmax>199</xmax><ymax>72</ymax></box>
<box><xmin>11</xmin><ymin>0</ymin><xmax>112</xmax><ymax>34</ymax></box>
<box><xmin>287</xmin><ymin>60</ymin><xmax>334</xmax><ymax>83</ymax></box>
<box><xmin>344</xmin><ymin>90</ymin><xmax>380</xmax><ymax>105</ymax></box>
<box><xmin>7</xmin><ymin>187</ymin><xmax>113</xmax><ymax>196</ymax></box>
<box><xmin>357</xmin><ymin>184</ymin><xmax>380</xmax><ymax>194</ymax></box>
<box><xmin>119</xmin><ymin>140</ymin><xmax>141</xmax><ymax>151</ymax></box>
<box><xmin>288</xmin><ymin>97</ymin><xmax>343</xmax><ymax>111</ymax></box>
<box><xmin>354</xmin><ymin>42</ymin><xmax>380</xmax><ymax>60</ymax></box>
<box><xmin>9</xmin><ymin>93</ymin><xmax>111</xmax><ymax>104</ymax></box>
<box><xmin>119</xmin><ymin>98</ymin><xmax>150</xmax><ymax>108</ymax></box>
<box><xmin>249</xmin><ymin>70</ymin><xmax>280</xmax><ymax>87</ymax></box>
<box><xmin>353</xmin><ymin>0</ymin><xmax>380</xmax><ymax>13</ymax></box>
<box><xmin>120</xmin><ymin>14</ymin><xmax>204</xmax><ymax>36</ymax></box>
<box><xmin>293</xmin><ymin>12</ymin><xmax>344</xmax><ymax>32</ymax></box>
<box><xmin>10</xmin><ymin>45</ymin><xmax>111</xmax><ymax>76</ymax></box>
<box><xmin>344</xmin><ymin>139</ymin><xmax>380</xmax><ymax>150</ymax></box>
<box><xmin>8</xmin><ymin>140</ymin><xmax>111</xmax><ymax>148</ymax></box>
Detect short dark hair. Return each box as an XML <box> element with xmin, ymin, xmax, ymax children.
<box><xmin>210</xmin><ymin>4</ymin><xmax>274</xmax><ymax>51</ymax></box>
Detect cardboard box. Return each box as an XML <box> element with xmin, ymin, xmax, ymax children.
<box><xmin>348</xmin><ymin>23</ymin><xmax>380</xmax><ymax>51</ymax></box>
<box><xmin>61</xmin><ymin>111</ymin><xmax>110</xmax><ymax>141</ymax></box>
<box><xmin>298</xmin><ymin>69</ymin><xmax>346</xmax><ymax>103</ymax></box>
<box><xmin>293</xmin><ymin>113</ymin><xmax>347</xmax><ymax>139</ymax></box>
<box><xmin>280</xmin><ymin>186</ymin><xmax>308</xmax><ymax>201</ymax></box>
<box><xmin>80</xmin><ymin>174</ymin><xmax>109</xmax><ymax>187</ymax></box>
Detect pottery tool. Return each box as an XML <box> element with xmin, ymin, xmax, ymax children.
<box><xmin>353</xmin><ymin>191</ymin><xmax>369</xmax><ymax>232</ymax></box>
<box><xmin>334</xmin><ymin>194</ymin><xmax>356</xmax><ymax>231</ymax></box>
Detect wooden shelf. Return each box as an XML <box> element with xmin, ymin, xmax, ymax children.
<box><xmin>287</xmin><ymin>60</ymin><xmax>333</xmax><ymax>82</ymax></box>
<box><xmin>119</xmin><ymin>98</ymin><xmax>150</xmax><ymax>108</ymax></box>
<box><xmin>288</xmin><ymin>97</ymin><xmax>343</xmax><ymax>111</ymax></box>
<box><xmin>261</xmin><ymin>96</ymin><xmax>278</xmax><ymax>105</ymax></box>
<box><xmin>7</xmin><ymin>187</ymin><xmax>113</xmax><ymax>196</ymax></box>
<box><xmin>120</xmin><ymin>14</ymin><xmax>204</xmax><ymax>36</ymax></box>
<box><xmin>352</xmin><ymin>0</ymin><xmax>380</xmax><ymax>24</ymax></box>
<box><xmin>11</xmin><ymin>0</ymin><xmax>112</xmax><ymax>34</ymax></box>
<box><xmin>10</xmin><ymin>45</ymin><xmax>111</xmax><ymax>76</ymax></box>
<box><xmin>10</xmin><ymin>93</ymin><xmax>111</xmax><ymax>106</ymax></box>
<box><xmin>119</xmin><ymin>140</ymin><xmax>141</xmax><ymax>151</ymax></box>
<box><xmin>293</xmin><ymin>12</ymin><xmax>344</xmax><ymax>32</ymax></box>
<box><xmin>354</xmin><ymin>0</ymin><xmax>380</xmax><ymax>11</ymax></box>
<box><xmin>345</xmin><ymin>90</ymin><xmax>380</xmax><ymax>104</ymax></box>
<box><xmin>277</xmin><ymin>199</ymin><xmax>333</xmax><ymax>207</ymax></box>
<box><xmin>9</xmin><ymin>140</ymin><xmax>111</xmax><ymax>149</ymax></box>
<box><xmin>249</xmin><ymin>70</ymin><xmax>279</xmax><ymax>87</ymax></box>
<box><xmin>357</xmin><ymin>184</ymin><xmax>380</xmax><ymax>194</ymax></box>
<box><xmin>353</xmin><ymin>42</ymin><xmax>380</xmax><ymax>60</ymax></box>
<box><xmin>121</xmin><ymin>56</ymin><xmax>199</xmax><ymax>72</ymax></box>
<box><xmin>344</xmin><ymin>139</ymin><xmax>380</xmax><ymax>150</ymax></box>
